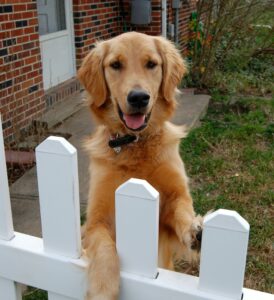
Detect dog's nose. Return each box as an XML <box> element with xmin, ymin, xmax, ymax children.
<box><xmin>127</xmin><ymin>90</ymin><xmax>150</xmax><ymax>108</ymax></box>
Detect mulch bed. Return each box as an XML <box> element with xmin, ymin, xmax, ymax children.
<box><xmin>7</xmin><ymin>162</ymin><xmax>36</xmax><ymax>186</ymax></box>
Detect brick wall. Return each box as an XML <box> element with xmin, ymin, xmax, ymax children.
<box><xmin>73</xmin><ymin>0</ymin><xmax>121</xmax><ymax>68</ymax></box>
<box><xmin>120</xmin><ymin>0</ymin><xmax>162</xmax><ymax>36</ymax></box>
<box><xmin>0</xmin><ymin>1</ymin><xmax>44</xmax><ymax>142</ymax></box>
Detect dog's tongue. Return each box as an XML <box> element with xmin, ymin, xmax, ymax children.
<box><xmin>123</xmin><ymin>113</ymin><xmax>145</xmax><ymax>130</ymax></box>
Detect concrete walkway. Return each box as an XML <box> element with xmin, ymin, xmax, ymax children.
<box><xmin>10</xmin><ymin>91</ymin><xmax>210</xmax><ymax>237</ymax></box>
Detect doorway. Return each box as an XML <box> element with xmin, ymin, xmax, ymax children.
<box><xmin>37</xmin><ymin>0</ymin><xmax>76</xmax><ymax>90</ymax></box>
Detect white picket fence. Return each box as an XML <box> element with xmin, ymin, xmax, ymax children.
<box><xmin>0</xmin><ymin>114</ymin><xmax>273</xmax><ymax>300</ymax></box>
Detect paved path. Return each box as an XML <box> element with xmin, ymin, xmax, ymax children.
<box><xmin>10</xmin><ymin>91</ymin><xmax>210</xmax><ymax>237</ymax></box>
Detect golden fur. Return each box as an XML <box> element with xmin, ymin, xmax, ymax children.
<box><xmin>78</xmin><ymin>32</ymin><xmax>202</xmax><ymax>300</ymax></box>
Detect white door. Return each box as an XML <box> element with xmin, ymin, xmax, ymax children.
<box><xmin>38</xmin><ymin>0</ymin><xmax>76</xmax><ymax>90</ymax></box>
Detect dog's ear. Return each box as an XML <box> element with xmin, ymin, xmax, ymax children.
<box><xmin>154</xmin><ymin>37</ymin><xmax>187</xmax><ymax>103</ymax></box>
<box><xmin>78</xmin><ymin>41</ymin><xmax>108</xmax><ymax>107</ymax></box>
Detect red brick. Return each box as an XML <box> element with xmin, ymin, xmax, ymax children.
<box><xmin>18</xmin><ymin>50</ymin><xmax>30</xmax><ymax>59</ymax></box>
<box><xmin>17</xmin><ymin>35</ymin><xmax>29</xmax><ymax>43</ymax></box>
<box><xmin>29</xmin><ymin>33</ymin><xmax>39</xmax><ymax>40</ymax></box>
<box><xmin>24</xmin><ymin>27</ymin><xmax>35</xmax><ymax>34</ymax></box>
<box><xmin>0</xmin><ymin>14</ymin><xmax>9</xmax><ymax>22</ymax></box>
<box><xmin>21</xmin><ymin>11</ymin><xmax>34</xmax><ymax>19</ymax></box>
<box><xmin>24</xmin><ymin>56</ymin><xmax>37</xmax><ymax>64</ymax></box>
<box><xmin>22</xmin><ymin>65</ymin><xmax>32</xmax><ymax>74</ymax></box>
<box><xmin>34</xmin><ymin>75</ymin><xmax>43</xmax><ymax>84</ymax></box>
<box><xmin>8</xmin><ymin>12</ymin><xmax>22</xmax><ymax>20</ymax></box>
<box><xmin>27</xmin><ymin>70</ymin><xmax>39</xmax><ymax>79</ymax></box>
<box><xmin>4</xmin><ymin>22</ymin><xmax>15</xmax><ymax>30</ymax></box>
<box><xmin>29</xmin><ymin>18</ymin><xmax>38</xmax><ymax>26</ymax></box>
<box><xmin>13</xmin><ymin>60</ymin><xmax>24</xmax><ymax>69</ymax></box>
<box><xmin>22</xmin><ymin>79</ymin><xmax>33</xmax><ymax>89</ymax></box>
<box><xmin>26</xmin><ymin>3</ymin><xmax>37</xmax><ymax>10</ymax></box>
<box><xmin>12</xmin><ymin>28</ymin><xmax>24</xmax><ymax>36</ymax></box>
<box><xmin>11</xmin><ymin>45</ymin><xmax>23</xmax><ymax>52</ymax></box>
<box><xmin>13</xmin><ymin>4</ymin><xmax>27</xmax><ymax>12</ymax></box>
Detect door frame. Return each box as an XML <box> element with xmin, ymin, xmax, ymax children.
<box><xmin>39</xmin><ymin>0</ymin><xmax>76</xmax><ymax>89</ymax></box>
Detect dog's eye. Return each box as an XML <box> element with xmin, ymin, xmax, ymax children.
<box><xmin>110</xmin><ymin>61</ymin><xmax>122</xmax><ymax>70</ymax></box>
<box><xmin>146</xmin><ymin>61</ymin><xmax>157</xmax><ymax>69</ymax></box>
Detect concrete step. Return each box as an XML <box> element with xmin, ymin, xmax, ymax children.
<box><xmin>34</xmin><ymin>91</ymin><xmax>86</xmax><ymax>129</ymax></box>
<box><xmin>172</xmin><ymin>93</ymin><xmax>210</xmax><ymax>129</ymax></box>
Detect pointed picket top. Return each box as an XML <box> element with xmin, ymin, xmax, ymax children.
<box><xmin>116</xmin><ymin>178</ymin><xmax>159</xmax><ymax>278</ymax></box>
<box><xmin>204</xmin><ymin>209</ymin><xmax>249</xmax><ymax>232</ymax></box>
<box><xmin>116</xmin><ymin>178</ymin><xmax>159</xmax><ymax>201</ymax></box>
<box><xmin>36</xmin><ymin>136</ymin><xmax>76</xmax><ymax>156</ymax></box>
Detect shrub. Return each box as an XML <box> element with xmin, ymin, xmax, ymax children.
<box><xmin>183</xmin><ymin>0</ymin><xmax>274</xmax><ymax>95</ymax></box>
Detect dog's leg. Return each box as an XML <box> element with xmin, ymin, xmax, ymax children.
<box><xmin>158</xmin><ymin>227</ymin><xmax>177</xmax><ymax>270</ymax></box>
<box><xmin>84</xmin><ymin>225</ymin><xmax>119</xmax><ymax>300</ymax></box>
<box><xmin>83</xmin><ymin>173</ymin><xmax>124</xmax><ymax>300</ymax></box>
<box><xmin>150</xmin><ymin>163</ymin><xmax>203</xmax><ymax>259</ymax></box>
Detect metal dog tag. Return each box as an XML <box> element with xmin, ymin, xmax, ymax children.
<box><xmin>113</xmin><ymin>146</ymin><xmax>121</xmax><ymax>154</ymax></box>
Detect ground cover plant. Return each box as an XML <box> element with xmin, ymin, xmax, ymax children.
<box><xmin>179</xmin><ymin>95</ymin><xmax>274</xmax><ymax>293</ymax></box>
<box><xmin>23</xmin><ymin>287</ymin><xmax>48</xmax><ymax>300</ymax></box>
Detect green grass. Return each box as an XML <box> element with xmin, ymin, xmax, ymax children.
<box><xmin>180</xmin><ymin>95</ymin><xmax>274</xmax><ymax>293</ymax></box>
<box><xmin>23</xmin><ymin>287</ymin><xmax>48</xmax><ymax>300</ymax></box>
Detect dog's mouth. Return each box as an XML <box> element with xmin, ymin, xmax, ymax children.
<box><xmin>118</xmin><ymin>106</ymin><xmax>151</xmax><ymax>131</ymax></box>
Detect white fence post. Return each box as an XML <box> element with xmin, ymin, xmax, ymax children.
<box><xmin>36</xmin><ymin>136</ymin><xmax>81</xmax><ymax>258</ymax></box>
<box><xmin>115</xmin><ymin>178</ymin><xmax>159</xmax><ymax>278</ymax></box>
<box><xmin>0</xmin><ymin>114</ymin><xmax>14</xmax><ymax>241</ymax></box>
<box><xmin>0</xmin><ymin>115</ymin><xmax>21</xmax><ymax>300</ymax></box>
<box><xmin>36</xmin><ymin>136</ymin><xmax>83</xmax><ymax>300</ymax></box>
<box><xmin>199</xmin><ymin>209</ymin><xmax>250</xmax><ymax>300</ymax></box>
<box><xmin>0</xmin><ymin>277</ymin><xmax>22</xmax><ymax>300</ymax></box>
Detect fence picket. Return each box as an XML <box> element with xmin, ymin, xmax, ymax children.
<box><xmin>116</xmin><ymin>178</ymin><xmax>159</xmax><ymax>279</ymax></box>
<box><xmin>199</xmin><ymin>209</ymin><xmax>250</xmax><ymax>299</ymax></box>
<box><xmin>0</xmin><ymin>277</ymin><xmax>22</xmax><ymax>300</ymax></box>
<box><xmin>0</xmin><ymin>114</ymin><xmax>14</xmax><ymax>241</ymax></box>
<box><xmin>36</xmin><ymin>137</ymin><xmax>81</xmax><ymax>259</ymax></box>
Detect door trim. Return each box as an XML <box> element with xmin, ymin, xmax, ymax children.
<box><xmin>39</xmin><ymin>0</ymin><xmax>76</xmax><ymax>90</ymax></box>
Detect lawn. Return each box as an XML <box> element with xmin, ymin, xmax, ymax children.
<box><xmin>179</xmin><ymin>94</ymin><xmax>274</xmax><ymax>293</ymax></box>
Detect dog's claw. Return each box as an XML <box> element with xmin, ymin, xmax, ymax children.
<box><xmin>191</xmin><ymin>230</ymin><xmax>202</xmax><ymax>250</ymax></box>
<box><xmin>190</xmin><ymin>217</ymin><xmax>203</xmax><ymax>251</ymax></box>
<box><xmin>196</xmin><ymin>229</ymin><xmax>202</xmax><ymax>242</ymax></box>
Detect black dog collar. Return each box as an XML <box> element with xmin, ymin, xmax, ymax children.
<box><xmin>109</xmin><ymin>134</ymin><xmax>138</xmax><ymax>153</ymax></box>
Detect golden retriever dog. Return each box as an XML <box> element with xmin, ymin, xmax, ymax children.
<box><xmin>78</xmin><ymin>31</ymin><xmax>203</xmax><ymax>300</ymax></box>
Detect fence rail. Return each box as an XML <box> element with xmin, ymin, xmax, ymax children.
<box><xmin>0</xmin><ymin>114</ymin><xmax>273</xmax><ymax>300</ymax></box>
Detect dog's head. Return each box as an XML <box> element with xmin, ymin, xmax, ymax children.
<box><xmin>78</xmin><ymin>32</ymin><xmax>186</xmax><ymax>133</ymax></box>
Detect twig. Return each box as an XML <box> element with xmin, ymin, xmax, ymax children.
<box><xmin>201</xmin><ymin>136</ymin><xmax>217</xmax><ymax>151</ymax></box>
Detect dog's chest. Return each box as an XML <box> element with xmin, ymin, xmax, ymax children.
<box><xmin>113</xmin><ymin>139</ymin><xmax>165</xmax><ymax>176</ymax></box>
